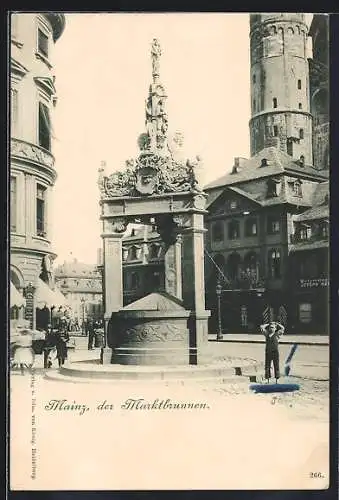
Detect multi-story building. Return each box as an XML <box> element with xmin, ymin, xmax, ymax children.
<box><xmin>54</xmin><ymin>259</ymin><xmax>103</xmax><ymax>326</ymax></box>
<box><xmin>203</xmin><ymin>13</ymin><xmax>329</xmax><ymax>334</ymax></box>
<box><xmin>10</xmin><ymin>13</ymin><xmax>66</xmax><ymax>327</ymax></box>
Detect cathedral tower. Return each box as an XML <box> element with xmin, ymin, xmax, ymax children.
<box><xmin>249</xmin><ymin>13</ymin><xmax>312</xmax><ymax>164</ymax></box>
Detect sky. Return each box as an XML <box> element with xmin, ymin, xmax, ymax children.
<box><xmin>50</xmin><ymin>13</ymin><xmax>312</xmax><ymax>266</ymax></box>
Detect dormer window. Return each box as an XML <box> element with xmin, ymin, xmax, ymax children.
<box><xmin>261</xmin><ymin>158</ymin><xmax>268</xmax><ymax>167</ymax></box>
<box><xmin>289</xmin><ymin>179</ymin><xmax>303</xmax><ymax>197</ymax></box>
<box><xmin>266</xmin><ymin>178</ymin><xmax>280</xmax><ymax>198</ymax></box>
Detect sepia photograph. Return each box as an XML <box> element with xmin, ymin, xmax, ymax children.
<box><xmin>9</xmin><ymin>12</ymin><xmax>330</xmax><ymax>491</ymax></box>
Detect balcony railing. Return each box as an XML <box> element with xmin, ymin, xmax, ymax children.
<box><xmin>290</xmin><ymin>232</ymin><xmax>329</xmax><ymax>244</ymax></box>
<box><xmin>11</xmin><ymin>138</ymin><xmax>55</xmax><ymax>169</ymax></box>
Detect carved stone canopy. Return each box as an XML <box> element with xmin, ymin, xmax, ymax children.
<box><xmin>98</xmin><ymin>38</ymin><xmax>204</xmax><ymax>200</ymax></box>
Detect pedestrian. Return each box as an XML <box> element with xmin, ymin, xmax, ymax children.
<box><xmin>43</xmin><ymin>324</ymin><xmax>57</xmax><ymax>368</ymax></box>
<box><xmin>87</xmin><ymin>318</ymin><xmax>95</xmax><ymax>350</ymax></box>
<box><xmin>11</xmin><ymin>328</ymin><xmax>34</xmax><ymax>375</ymax></box>
<box><xmin>55</xmin><ymin>320</ymin><xmax>70</xmax><ymax>367</ymax></box>
<box><xmin>260</xmin><ymin>321</ymin><xmax>285</xmax><ymax>383</ymax></box>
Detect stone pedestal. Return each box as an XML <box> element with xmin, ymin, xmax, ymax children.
<box><xmin>101</xmin><ymin>232</ymin><xmax>124</xmax><ymax>364</ymax></box>
<box><xmin>108</xmin><ymin>293</ymin><xmax>191</xmax><ymax>366</ymax></box>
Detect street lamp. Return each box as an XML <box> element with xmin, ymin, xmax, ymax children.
<box><xmin>216</xmin><ymin>282</ymin><xmax>223</xmax><ymax>341</ymax></box>
<box><xmin>80</xmin><ymin>298</ymin><xmax>86</xmax><ymax>336</ymax></box>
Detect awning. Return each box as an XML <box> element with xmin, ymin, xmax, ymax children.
<box><xmin>35</xmin><ymin>278</ymin><xmax>67</xmax><ymax>309</ymax></box>
<box><xmin>10</xmin><ymin>282</ymin><xmax>26</xmax><ymax>308</ymax></box>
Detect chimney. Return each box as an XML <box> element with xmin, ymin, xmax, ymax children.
<box><xmin>232</xmin><ymin>157</ymin><xmax>241</xmax><ymax>174</ymax></box>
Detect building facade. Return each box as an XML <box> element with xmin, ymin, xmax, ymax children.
<box><xmin>203</xmin><ymin>13</ymin><xmax>329</xmax><ymax>334</ymax></box>
<box><xmin>309</xmin><ymin>14</ymin><xmax>329</xmax><ymax>170</ymax></box>
<box><xmin>54</xmin><ymin>259</ymin><xmax>103</xmax><ymax>327</ymax></box>
<box><xmin>10</xmin><ymin>13</ymin><xmax>65</xmax><ymax>327</ymax></box>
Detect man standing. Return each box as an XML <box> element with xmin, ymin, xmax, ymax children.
<box><xmin>260</xmin><ymin>321</ymin><xmax>285</xmax><ymax>383</ymax></box>
<box><xmin>87</xmin><ymin>318</ymin><xmax>95</xmax><ymax>350</ymax></box>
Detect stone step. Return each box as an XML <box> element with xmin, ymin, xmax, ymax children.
<box><xmin>44</xmin><ymin>369</ymin><xmax>250</xmax><ymax>387</ymax></box>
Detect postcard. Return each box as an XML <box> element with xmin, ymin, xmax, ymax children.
<box><xmin>9</xmin><ymin>12</ymin><xmax>330</xmax><ymax>491</ymax></box>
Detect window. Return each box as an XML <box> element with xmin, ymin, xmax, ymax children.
<box><xmin>38</xmin><ymin>28</ymin><xmax>49</xmax><ymax>58</ymax></box>
<box><xmin>273</xmin><ymin>97</ymin><xmax>277</xmax><ymax>108</ymax></box>
<box><xmin>267</xmin><ymin>216</ymin><xmax>280</xmax><ymax>234</ymax></box>
<box><xmin>230</xmin><ymin>200</ymin><xmax>238</xmax><ymax>210</ymax></box>
<box><xmin>319</xmin><ymin>221</ymin><xmax>329</xmax><ymax>239</ymax></box>
<box><xmin>273</xmin><ymin>125</ymin><xmax>278</xmax><ymax>137</ymax></box>
<box><xmin>291</xmin><ymin>180</ymin><xmax>302</xmax><ymax>197</ymax></box>
<box><xmin>297</xmin><ymin>79</ymin><xmax>302</xmax><ymax>90</ymax></box>
<box><xmin>149</xmin><ymin>244</ymin><xmax>159</xmax><ymax>259</ymax></box>
<box><xmin>228</xmin><ymin>220</ymin><xmax>240</xmax><ymax>240</ymax></box>
<box><xmin>212</xmin><ymin>221</ymin><xmax>224</xmax><ymax>242</ymax></box>
<box><xmin>253</xmin><ymin>74</ymin><xmax>256</xmax><ymax>84</ymax></box>
<box><xmin>299</xmin><ymin>224</ymin><xmax>311</xmax><ymax>240</ymax></box>
<box><xmin>268</xmin><ymin>249</ymin><xmax>281</xmax><ymax>279</ymax></box>
<box><xmin>227</xmin><ymin>252</ymin><xmax>241</xmax><ymax>280</ymax></box>
<box><xmin>298</xmin><ymin>102</ymin><xmax>302</xmax><ymax>109</ymax></box>
<box><xmin>299</xmin><ymin>129</ymin><xmax>304</xmax><ymax>140</ymax></box>
<box><xmin>129</xmin><ymin>246</ymin><xmax>137</xmax><ymax>260</ymax></box>
<box><xmin>131</xmin><ymin>272</ymin><xmax>140</xmax><ymax>289</ymax></box>
<box><xmin>253</xmin><ymin>98</ymin><xmax>256</xmax><ymax>111</ymax></box>
<box><xmin>38</xmin><ymin>102</ymin><xmax>51</xmax><ymax>151</ymax></box>
<box><xmin>11</xmin><ymin>88</ymin><xmax>18</xmax><ymax>132</ymax></box>
<box><xmin>299</xmin><ymin>303</ymin><xmax>312</xmax><ymax>324</ymax></box>
<box><xmin>245</xmin><ymin>218</ymin><xmax>257</xmax><ymax>237</ymax></box>
<box><xmin>10</xmin><ymin>177</ymin><xmax>17</xmax><ymax>232</ymax></box>
<box><xmin>36</xmin><ymin>184</ymin><xmax>46</xmax><ymax>236</ymax></box>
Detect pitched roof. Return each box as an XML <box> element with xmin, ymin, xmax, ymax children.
<box><xmin>55</xmin><ymin>260</ymin><xmax>100</xmax><ymax>277</ymax></box>
<box><xmin>204</xmin><ymin>147</ymin><xmax>328</xmax><ymax>191</ymax></box>
<box><xmin>294</xmin><ymin>181</ymin><xmax>329</xmax><ymax>221</ymax></box>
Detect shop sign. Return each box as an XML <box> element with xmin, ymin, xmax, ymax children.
<box><xmin>299</xmin><ymin>278</ymin><xmax>329</xmax><ymax>288</ymax></box>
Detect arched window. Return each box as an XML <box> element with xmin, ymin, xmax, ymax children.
<box><xmin>298</xmin><ymin>102</ymin><xmax>302</xmax><ymax>109</ymax></box>
<box><xmin>268</xmin><ymin>249</ymin><xmax>281</xmax><ymax>279</ymax></box>
<box><xmin>273</xmin><ymin>97</ymin><xmax>277</xmax><ymax>108</ymax></box>
<box><xmin>297</xmin><ymin>79</ymin><xmax>302</xmax><ymax>89</ymax></box>
<box><xmin>212</xmin><ymin>221</ymin><xmax>224</xmax><ymax>242</ymax></box>
<box><xmin>228</xmin><ymin>220</ymin><xmax>240</xmax><ymax>240</ymax></box>
<box><xmin>227</xmin><ymin>253</ymin><xmax>241</xmax><ymax>281</ymax></box>
<box><xmin>129</xmin><ymin>246</ymin><xmax>137</xmax><ymax>260</ymax></box>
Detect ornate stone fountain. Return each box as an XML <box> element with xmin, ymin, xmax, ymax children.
<box><xmin>98</xmin><ymin>39</ymin><xmax>210</xmax><ymax>366</ymax></box>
